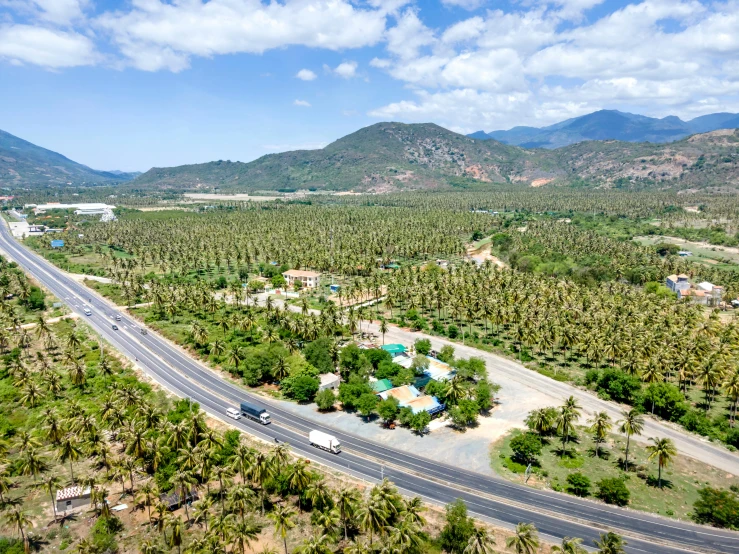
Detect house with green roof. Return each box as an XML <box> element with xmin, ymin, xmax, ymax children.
<box><xmin>371</xmin><ymin>378</ymin><xmax>394</xmax><ymax>394</ymax></box>
<box><xmin>381</xmin><ymin>344</ymin><xmax>406</xmax><ymax>356</ymax></box>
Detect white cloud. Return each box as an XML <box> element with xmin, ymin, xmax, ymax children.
<box><xmin>294</xmin><ymin>99</ymin><xmax>312</xmax><ymax>107</ymax></box>
<box><xmin>370</xmin><ymin>57</ymin><xmax>392</xmax><ymax>68</ymax></box>
<box><xmin>369</xmin><ymin>0</ymin><xmax>739</xmax><ymax>130</ymax></box>
<box><xmin>334</xmin><ymin>61</ymin><xmax>358</xmax><ymax>78</ymax></box>
<box><xmin>296</xmin><ymin>68</ymin><xmax>317</xmax><ymax>81</ymax></box>
<box><xmin>0</xmin><ymin>24</ymin><xmax>98</xmax><ymax>68</ymax></box>
<box><xmin>96</xmin><ymin>0</ymin><xmax>388</xmax><ymax>71</ymax></box>
<box><xmin>441</xmin><ymin>0</ymin><xmax>486</xmax><ymax>11</ymax></box>
<box><xmin>386</xmin><ymin>9</ymin><xmax>435</xmax><ymax>60</ymax></box>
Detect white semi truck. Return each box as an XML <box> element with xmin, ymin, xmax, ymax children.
<box><xmin>309</xmin><ymin>430</ymin><xmax>341</xmax><ymax>454</ymax></box>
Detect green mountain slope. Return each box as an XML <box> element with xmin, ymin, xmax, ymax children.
<box><xmin>0</xmin><ymin>129</ymin><xmax>131</xmax><ymax>188</ymax></box>
<box><xmin>134</xmin><ymin>122</ymin><xmax>562</xmax><ymax>192</ymax></box>
<box><xmin>134</xmin><ymin>123</ymin><xmax>739</xmax><ymax>193</ymax></box>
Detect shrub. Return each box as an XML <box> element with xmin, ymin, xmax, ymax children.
<box><xmin>596</xmin><ymin>478</ymin><xmax>630</xmax><ymax>506</ymax></box>
<box><xmin>566</xmin><ymin>472</ymin><xmax>591</xmax><ymax>497</ymax></box>
<box><xmin>365</xmin><ymin>348</ymin><xmax>392</xmax><ymax>370</ymax></box>
<box><xmin>437</xmin><ymin>345</ymin><xmax>455</xmax><ymax>364</ymax></box>
<box><xmin>727</xmin><ymin>428</ymin><xmax>739</xmax><ymax>449</ymax></box>
<box><xmin>303</xmin><ymin>338</ymin><xmax>334</xmax><ymax>374</ymax></box>
<box><xmin>510</xmin><ymin>432</ymin><xmax>542</xmax><ymax>465</ymax></box>
<box><xmin>448</xmin><ymin>325</ymin><xmax>459</xmax><ymax>339</ymax></box>
<box><xmin>410</xmin><ymin>411</ymin><xmax>431</xmax><ymax>434</ymax></box>
<box><xmin>641</xmin><ymin>382</ymin><xmax>688</xmax><ymax>422</ymax></box>
<box><xmin>439</xmin><ymin>499</ymin><xmax>475</xmax><ymax>554</ymax></box>
<box><xmin>691</xmin><ymin>487</ymin><xmax>739</xmax><ymax>529</ymax></box>
<box><xmin>338</xmin><ymin>378</ymin><xmax>373</xmax><ymax>411</ymax></box>
<box><xmin>414</xmin><ymin>338</ymin><xmax>432</xmax><ymax>355</ymax></box>
<box><xmin>356</xmin><ymin>393</ymin><xmax>379</xmax><ymax>420</ymax></box>
<box><xmin>595</xmin><ymin>369</ymin><xmax>642</xmax><ymax>404</ymax></box>
<box><xmin>0</xmin><ymin>538</ymin><xmax>24</xmax><ymax>554</ymax></box>
<box><xmin>315</xmin><ymin>388</ymin><xmax>336</xmax><ymax>411</ymax></box>
<box><xmin>449</xmin><ymin>399</ymin><xmax>479</xmax><ymax>428</ymax></box>
<box><xmin>281</xmin><ymin>374</ymin><xmax>319</xmax><ymax>402</ymax></box>
<box><xmin>680</xmin><ymin>409</ymin><xmax>714</xmax><ymax>437</ymax></box>
<box><xmin>377</xmin><ymin>397</ymin><xmax>400</xmax><ymax>426</ymax></box>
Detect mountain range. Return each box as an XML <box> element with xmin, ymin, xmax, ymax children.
<box><xmin>469</xmin><ymin>109</ymin><xmax>739</xmax><ymax>149</ymax></box>
<box><xmin>134</xmin><ymin>122</ymin><xmax>739</xmax><ymax>193</ymax></box>
<box><xmin>0</xmin><ymin>129</ymin><xmax>138</xmax><ymax>188</ymax></box>
<box><xmin>2</xmin><ymin>117</ymin><xmax>739</xmax><ymax>194</ymax></box>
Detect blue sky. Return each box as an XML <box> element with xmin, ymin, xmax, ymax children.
<box><xmin>1</xmin><ymin>0</ymin><xmax>738</xmax><ymax>171</ymax></box>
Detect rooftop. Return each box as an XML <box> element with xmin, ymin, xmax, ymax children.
<box><xmin>283</xmin><ymin>269</ymin><xmax>321</xmax><ymax>278</ymax></box>
<box><xmin>381</xmin><ymin>344</ymin><xmax>407</xmax><ymax>355</ymax></box>
<box><xmin>56</xmin><ymin>486</ymin><xmax>91</xmax><ymax>501</ymax></box>
<box><xmin>371</xmin><ymin>378</ymin><xmax>394</xmax><ymax>393</ymax></box>
<box><xmin>380</xmin><ymin>384</ymin><xmax>421</xmax><ymax>403</ymax></box>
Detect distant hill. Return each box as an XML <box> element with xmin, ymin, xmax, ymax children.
<box><xmin>134</xmin><ymin>122</ymin><xmax>562</xmax><ymax>193</ymax></box>
<box><xmin>134</xmin><ymin>123</ymin><xmax>739</xmax><ymax>193</ymax></box>
<box><xmin>471</xmin><ymin>110</ymin><xmax>739</xmax><ymax>149</ymax></box>
<box><xmin>0</xmin><ymin>129</ymin><xmax>134</xmax><ymax>188</ymax></box>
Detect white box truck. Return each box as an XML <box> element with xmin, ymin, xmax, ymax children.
<box><xmin>309</xmin><ymin>430</ymin><xmax>341</xmax><ymax>454</ymax></box>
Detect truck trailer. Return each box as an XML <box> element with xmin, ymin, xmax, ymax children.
<box><xmin>240</xmin><ymin>401</ymin><xmax>271</xmax><ymax>425</ymax></box>
<box><xmin>309</xmin><ymin>430</ymin><xmax>341</xmax><ymax>454</ymax></box>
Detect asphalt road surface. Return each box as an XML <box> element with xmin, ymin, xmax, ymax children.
<box><xmin>2</xmin><ymin>222</ymin><xmax>738</xmax><ymax>554</ymax></box>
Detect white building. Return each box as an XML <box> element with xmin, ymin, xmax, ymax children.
<box><xmin>318</xmin><ymin>373</ymin><xmax>340</xmax><ymax>391</ymax></box>
<box><xmin>282</xmin><ymin>269</ymin><xmax>321</xmax><ymax>288</ymax></box>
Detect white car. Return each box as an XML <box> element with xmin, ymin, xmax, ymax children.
<box><xmin>226</xmin><ymin>407</ymin><xmax>241</xmax><ymax>420</ymax></box>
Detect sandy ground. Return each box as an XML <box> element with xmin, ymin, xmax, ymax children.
<box><xmin>69</xmin><ymin>273</ymin><xmax>113</xmax><ymax>284</ymax></box>
<box><xmin>270</xmin><ymin>388</ymin><xmax>544</xmax><ymax>475</ymax></box>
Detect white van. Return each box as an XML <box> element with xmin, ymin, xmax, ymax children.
<box><xmin>226</xmin><ymin>407</ymin><xmax>241</xmax><ymax>420</ymax></box>
<box><xmin>83</xmin><ymin>307</ymin><xmax>92</xmax><ymax>316</ymax></box>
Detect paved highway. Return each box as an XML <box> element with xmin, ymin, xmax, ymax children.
<box><xmin>1</xmin><ymin>222</ymin><xmax>738</xmax><ymax>554</ymax></box>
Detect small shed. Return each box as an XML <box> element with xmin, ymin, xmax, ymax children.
<box><xmin>56</xmin><ymin>486</ymin><xmax>91</xmax><ymax>513</ymax></box>
<box><xmin>381</xmin><ymin>344</ymin><xmax>406</xmax><ymax>356</ymax></box>
<box><xmin>160</xmin><ymin>488</ymin><xmax>199</xmax><ymax>511</ymax></box>
<box><xmin>318</xmin><ymin>373</ymin><xmax>340</xmax><ymax>391</ymax></box>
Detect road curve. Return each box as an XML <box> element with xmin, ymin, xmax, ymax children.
<box><xmin>1</xmin><ymin>222</ymin><xmax>738</xmax><ymax>554</ymax></box>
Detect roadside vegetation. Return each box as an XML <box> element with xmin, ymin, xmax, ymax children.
<box><xmin>491</xmin><ymin>399</ymin><xmax>738</xmax><ymax>521</ymax></box>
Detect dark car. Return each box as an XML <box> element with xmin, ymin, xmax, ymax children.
<box><xmin>112</xmin><ymin>324</ymin><xmax>119</xmax><ymax>330</ymax></box>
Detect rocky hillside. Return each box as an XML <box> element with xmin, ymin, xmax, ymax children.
<box><xmin>134</xmin><ymin>123</ymin><xmax>739</xmax><ymax>193</ymax></box>
<box><xmin>135</xmin><ymin>123</ymin><xmax>563</xmax><ymax>193</ymax></box>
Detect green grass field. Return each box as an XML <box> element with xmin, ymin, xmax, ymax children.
<box><xmin>491</xmin><ymin>428</ymin><xmax>737</xmax><ymax>520</ymax></box>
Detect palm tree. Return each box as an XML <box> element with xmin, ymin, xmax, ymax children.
<box><xmin>379</xmin><ymin>318</ymin><xmax>388</xmax><ymax>345</ymax></box>
<box><xmin>171</xmin><ymin>470</ymin><xmax>197</xmax><ymax>523</ymax></box>
<box><xmin>295</xmin><ymin>533</ymin><xmax>333</xmax><ymax>554</ymax></box>
<box><xmin>593</xmin><ymin>532</ymin><xmax>627</xmax><ymax>554</ymax></box>
<box><xmin>588</xmin><ymin>411</ymin><xmax>612</xmax><ymax>458</ymax></box>
<box><xmin>286</xmin><ymin>462</ymin><xmax>312</xmax><ymax>512</ymax></box>
<box><xmin>646</xmin><ymin>437</ymin><xmax>677</xmax><ymax>489</ymax></box>
<box><xmin>57</xmin><ymin>435</ymin><xmax>83</xmax><ymax>483</ymax></box>
<box><xmin>231</xmin><ymin>520</ymin><xmax>261</xmax><ymax>554</ymax></box>
<box><xmin>167</xmin><ymin>515</ymin><xmax>185</xmax><ymax>554</ymax></box>
<box><xmin>140</xmin><ymin>539</ymin><xmax>163</xmax><ymax>554</ymax></box>
<box><xmin>463</xmin><ymin>525</ymin><xmax>496</xmax><ymax>554</ymax></box>
<box><xmin>526</xmin><ymin>408</ymin><xmax>554</xmax><ymax>436</ymax></box>
<box><xmin>552</xmin><ymin>536</ymin><xmax>587</xmax><ymax>554</ymax></box>
<box><xmin>357</xmin><ymin>496</ymin><xmax>388</xmax><ymax>547</ymax></box>
<box><xmin>192</xmin><ymin>497</ymin><xmax>213</xmax><ymax>532</ymax></box>
<box><xmin>3</xmin><ymin>507</ymin><xmax>32</xmax><ymax>552</ymax></box>
<box><xmin>336</xmin><ymin>486</ymin><xmax>360</xmax><ymax>541</ymax></box>
<box><xmin>137</xmin><ymin>481</ymin><xmax>158</xmax><ymax>525</ymax></box>
<box><xmin>344</xmin><ymin>539</ymin><xmax>371</xmax><ymax>554</ymax></box>
<box><xmin>35</xmin><ymin>474</ymin><xmax>62</xmax><ymax>523</ymax></box>
<box><xmin>618</xmin><ymin>409</ymin><xmax>644</xmax><ymax>470</ymax></box>
<box><xmin>506</xmin><ymin>523</ymin><xmax>540</xmax><ymax>554</ymax></box>
<box><xmin>268</xmin><ymin>504</ymin><xmax>296</xmax><ymax>554</ymax></box>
